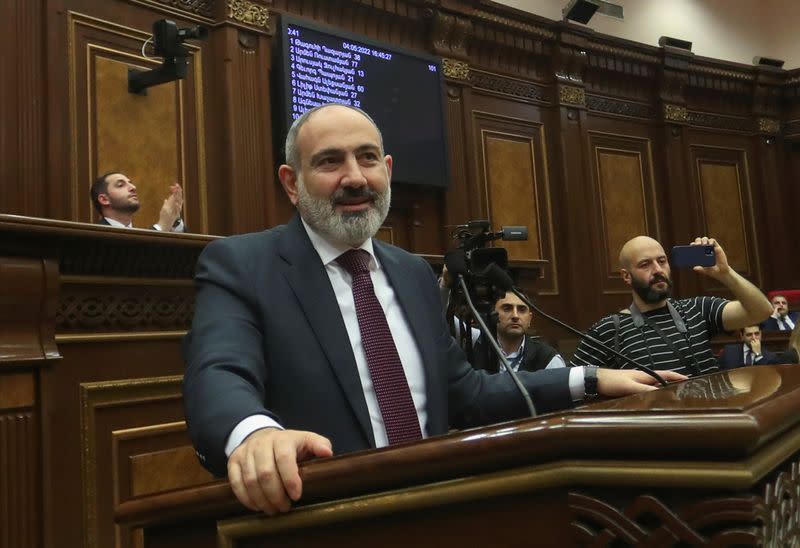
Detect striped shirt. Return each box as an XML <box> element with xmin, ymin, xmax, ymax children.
<box><xmin>570</xmin><ymin>297</ymin><xmax>729</xmax><ymax>376</ymax></box>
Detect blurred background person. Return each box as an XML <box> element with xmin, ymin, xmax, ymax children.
<box><xmin>91</xmin><ymin>171</ymin><xmax>185</xmax><ymax>232</ymax></box>
<box><xmin>717</xmin><ymin>325</ymin><xmax>780</xmax><ymax>369</ymax></box>
<box><xmin>761</xmin><ymin>294</ymin><xmax>798</xmax><ymax>332</ymax></box>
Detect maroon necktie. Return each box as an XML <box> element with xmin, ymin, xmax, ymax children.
<box><xmin>337</xmin><ymin>249</ymin><xmax>422</xmax><ymax>445</ymax></box>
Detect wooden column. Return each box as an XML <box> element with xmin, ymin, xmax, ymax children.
<box><xmin>0</xmin><ymin>255</ymin><xmax>61</xmax><ymax>548</ymax></box>
<box><xmin>206</xmin><ymin>1</ymin><xmax>284</xmax><ymax>235</ymax></box>
<box><xmin>0</xmin><ymin>0</ymin><xmax>46</xmax><ymax>217</ymax></box>
<box><xmin>551</xmin><ymin>24</ymin><xmax>596</xmax><ymax>323</ymax></box>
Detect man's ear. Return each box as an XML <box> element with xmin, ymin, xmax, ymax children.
<box><xmin>620</xmin><ymin>268</ymin><xmax>631</xmax><ymax>285</ymax></box>
<box><xmin>384</xmin><ymin>154</ymin><xmax>393</xmax><ymax>180</ymax></box>
<box><xmin>98</xmin><ymin>193</ymin><xmax>111</xmax><ymax>207</ymax></box>
<box><xmin>278</xmin><ymin>165</ymin><xmax>299</xmax><ymax>205</ymax></box>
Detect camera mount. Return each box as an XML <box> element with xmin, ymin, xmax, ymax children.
<box><xmin>128</xmin><ymin>19</ymin><xmax>208</xmax><ymax>95</ymax></box>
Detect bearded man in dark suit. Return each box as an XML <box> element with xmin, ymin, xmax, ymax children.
<box><xmin>182</xmin><ymin>103</ymin><xmax>685</xmax><ymax>516</ymax></box>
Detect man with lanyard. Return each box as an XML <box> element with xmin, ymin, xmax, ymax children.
<box><xmin>570</xmin><ymin>236</ymin><xmax>772</xmax><ymax>376</ymax></box>
<box><xmin>472</xmin><ymin>290</ymin><xmax>566</xmax><ymax>373</ymax></box>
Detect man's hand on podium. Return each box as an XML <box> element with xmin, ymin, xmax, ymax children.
<box><xmin>227</xmin><ymin>427</ymin><xmax>333</xmax><ymax>515</ymax></box>
<box><xmin>598</xmin><ymin>368</ymin><xmax>687</xmax><ymax>398</ymax></box>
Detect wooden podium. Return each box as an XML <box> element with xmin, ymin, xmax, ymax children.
<box><xmin>116</xmin><ymin>366</ymin><xmax>800</xmax><ymax>547</ymax></box>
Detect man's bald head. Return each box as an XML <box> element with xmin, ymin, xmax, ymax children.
<box><xmin>619</xmin><ymin>235</ymin><xmax>672</xmax><ymax>306</ymax></box>
<box><xmin>619</xmin><ymin>236</ymin><xmax>664</xmax><ymax>270</ymax></box>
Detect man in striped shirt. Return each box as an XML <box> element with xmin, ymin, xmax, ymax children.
<box><xmin>570</xmin><ymin>236</ymin><xmax>772</xmax><ymax>376</ymax></box>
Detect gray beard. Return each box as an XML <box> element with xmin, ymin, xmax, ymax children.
<box><xmin>296</xmin><ymin>177</ymin><xmax>391</xmax><ymax>247</ymax></box>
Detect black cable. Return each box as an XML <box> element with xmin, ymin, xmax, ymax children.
<box><xmin>479</xmin><ymin>263</ymin><xmax>668</xmax><ymax>387</ymax></box>
<box><xmin>511</xmin><ymin>286</ymin><xmax>668</xmax><ymax>387</ymax></box>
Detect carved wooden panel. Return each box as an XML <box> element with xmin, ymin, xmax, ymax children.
<box><xmin>0</xmin><ymin>257</ymin><xmax>60</xmax><ymax>362</ymax></box>
<box><xmin>68</xmin><ymin>12</ymin><xmax>207</xmax><ymax>231</ymax></box>
<box><xmin>57</xmin><ymin>281</ymin><xmax>194</xmax><ymax>334</ymax></box>
<box><xmin>113</xmin><ymin>421</ymin><xmax>213</xmax><ymax>501</ymax></box>
<box><xmin>690</xmin><ymin>145</ymin><xmax>759</xmax><ymax>284</ymax></box>
<box><xmin>587</xmin><ymin>132</ymin><xmax>658</xmax><ymax>295</ymax></box>
<box><xmin>473</xmin><ymin>111</ymin><xmax>557</xmax><ymax>294</ymax></box>
<box><xmin>79</xmin><ymin>375</ymin><xmax>186</xmax><ymax>548</ymax></box>
<box><xmin>0</xmin><ymin>412</ymin><xmax>40</xmax><ymax>548</ymax></box>
<box><xmin>760</xmin><ymin>459</ymin><xmax>800</xmax><ymax>546</ymax></box>
<box><xmin>569</xmin><ymin>492</ymin><xmax>761</xmax><ymax>546</ymax></box>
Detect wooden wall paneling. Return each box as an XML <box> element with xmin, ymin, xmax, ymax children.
<box><xmin>0</xmin><ymin>409</ymin><xmax>40</xmax><ymax>548</ymax></box>
<box><xmin>0</xmin><ymin>0</ymin><xmax>46</xmax><ymax>217</ymax></box>
<box><xmin>0</xmin><ymin>369</ymin><xmax>40</xmax><ymax>548</ymax></box>
<box><xmin>585</xmin><ymin>130</ymin><xmax>659</xmax><ymax>305</ymax></box>
<box><xmin>66</xmin><ymin>11</ymin><xmax>207</xmax><ymax>231</ymax></box>
<box><xmin>204</xmin><ymin>10</ymin><xmax>276</xmax><ymax>235</ymax></box>
<box><xmin>78</xmin><ymin>375</ymin><xmax>187</xmax><ymax>548</ymax></box>
<box><xmin>550</xmin><ymin>28</ymin><xmax>600</xmax><ymax>327</ymax></box>
<box><xmin>751</xmin><ymin>133</ymin><xmax>787</xmax><ymax>291</ymax></box>
<box><xmin>688</xmin><ymin>142</ymin><xmax>762</xmax><ymax>295</ymax></box>
<box><xmin>442</xmin><ymin>78</ymin><xmax>477</xmax><ymax>248</ymax></box>
<box><xmin>783</xmin><ymin>140</ymin><xmax>800</xmax><ymax>287</ymax></box>
<box><xmin>471</xmin><ymin>110</ymin><xmax>558</xmax><ymax>296</ymax></box>
<box><xmin>113</xmin><ymin>422</ymin><xmax>214</xmax><ymax>500</ymax></box>
<box><xmin>112</xmin><ymin>420</ymin><xmax>217</xmax><ymax>548</ymax></box>
<box><xmin>39</xmin><ymin>337</ymin><xmax>187</xmax><ymax>548</ymax></box>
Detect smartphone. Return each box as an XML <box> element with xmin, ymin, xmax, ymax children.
<box><xmin>671</xmin><ymin>244</ymin><xmax>716</xmax><ymax>268</ymax></box>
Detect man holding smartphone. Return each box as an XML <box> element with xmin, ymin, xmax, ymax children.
<box><xmin>570</xmin><ymin>235</ymin><xmax>773</xmax><ymax>376</ymax></box>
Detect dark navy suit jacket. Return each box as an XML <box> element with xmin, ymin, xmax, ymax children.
<box><xmin>182</xmin><ymin>215</ymin><xmax>573</xmax><ymax>476</ymax></box>
<box><xmin>761</xmin><ymin>312</ymin><xmax>800</xmax><ymax>332</ymax></box>
<box><xmin>717</xmin><ymin>343</ymin><xmax>780</xmax><ymax>370</ymax></box>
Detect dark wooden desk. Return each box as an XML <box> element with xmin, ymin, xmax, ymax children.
<box><xmin>117</xmin><ymin>366</ymin><xmax>800</xmax><ymax>547</ymax></box>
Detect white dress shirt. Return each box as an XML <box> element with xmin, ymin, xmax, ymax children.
<box><xmin>773</xmin><ymin>313</ymin><xmax>796</xmax><ymax>331</ymax></box>
<box><xmin>102</xmin><ymin>217</ymin><xmax>133</xmax><ymax>228</ymax></box>
<box><xmin>103</xmin><ymin>216</ymin><xmax>185</xmax><ymax>232</ymax></box>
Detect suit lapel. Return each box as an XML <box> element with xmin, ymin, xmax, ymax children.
<box><xmin>374</xmin><ymin>242</ymin><xmax>444</xmax><ymax>432</ymax></box>
<box><xmin>277</xmin><ymin>216</ymin><xmax>375</xmax><ymax>446</ymax></box>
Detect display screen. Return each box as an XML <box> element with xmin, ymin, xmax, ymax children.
<box><xmin>276</xmin><ymin>15</ymin><xmax>450</xmax><ymax>188</ymax></box>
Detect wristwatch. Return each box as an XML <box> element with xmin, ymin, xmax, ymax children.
<box><xmin>584</xmin><ymin>365</ymin><xmax>599</xmax><ymax>401</ymax></box>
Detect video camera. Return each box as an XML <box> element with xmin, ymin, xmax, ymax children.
<box><xmin>447</xmin><ymin>219</ymin><xmax>527</xmax><ymax>302</ymax></box>
<box><xmin>445</xmin><ymin>220</ymin><xmax>528</xmax><ymax>358</ymax></box>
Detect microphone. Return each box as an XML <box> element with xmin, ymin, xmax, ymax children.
<box><xmin>481</xmin><ymin>264</ymin><xmax>667</xmax><ymax>387</ymax></box>
<box><xmin>455</xmin><ymin>274</ymin><xmax>537</xmax><ymax>417</ymax></box>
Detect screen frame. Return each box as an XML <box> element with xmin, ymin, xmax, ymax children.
<box><xmin>273</xmin><ymin>14</ymin><xmax>451</xmax><ymax>189</ymax></box>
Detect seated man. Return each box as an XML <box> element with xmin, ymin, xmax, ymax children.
<box><xmin>471</xmin><ymin>290</ymin><xmax>565</xmax><ymax>373</ymax></box>
<box><xmin>717</xmin><ymin>325</ymin><xmax>781</xmax><ymax>370</ymax></box>
<box><xmin>90</xmin><ymin>171</ymin><xmax>185</xmax><ymax>232</ymax></box>
<box><xmin>571</xmin><ymin>235</ymin><xmax>772</xmax><ymax>376</ymax></box>
<box><xmin>439</xmin><ymin>266</ymin><xmax>564</xmax><ymax>373</ymax></box>
<box><xmin>761</xmin><ymin>294</ymin><xmax>798</xmax><ymax>332</ymax></box>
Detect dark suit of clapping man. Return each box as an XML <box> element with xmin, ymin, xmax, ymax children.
<box><xmin>182</xmin><ymin>104</ymin><xmax>686</xmax><ymax>516</ymax></box>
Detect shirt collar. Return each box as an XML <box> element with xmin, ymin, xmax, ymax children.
<box><xmin>501</xmin><ymin>335</ymin><xmax>526</xmax><ymax>358</ymax></box>
<box><xmin>300</xmin><ymin>217</ymin><xmax>380</xmax><ymax>270</ymax></box>
<box><xmin>103</xmin><ymin>217</ymin><xmax>132</xmax><ymax>228</ymax></box>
